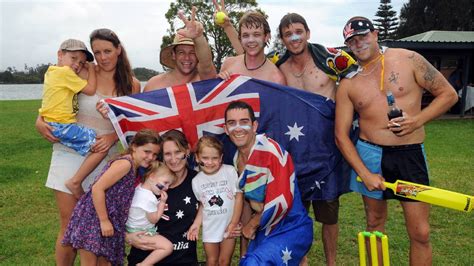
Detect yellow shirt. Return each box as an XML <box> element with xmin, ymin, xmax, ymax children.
<box><xmin>39</xmin><ymin>66</ymin><xmax>87</xmax><ymax>123</ymax></box>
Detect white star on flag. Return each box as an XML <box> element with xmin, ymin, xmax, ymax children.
<box><xmin>285</xmin><ymin>122</ymin><xmax>305</xmax><ymax>141</ymax></box>
<box><xmin>183</xmin><ymin>196</ymin><xmax>191</xmax><ymax>204</ymax></box>
<box><xmin>281</xmin><ymin>247</ymin><xmax>292</xmax><ymax>265</ymax></box>
<box><xmin>310</xmin><ymin>180</ymin><xmax>326</xmax><ymax>190</ymax></box>
<box><xmin>176</xmin><ymin>210</ymin><xmax>184</xmax><ymax>219</ymax></box>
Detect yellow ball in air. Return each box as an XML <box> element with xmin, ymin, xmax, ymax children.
<box><xmin>215</xmin><ymin>12</ymin><xmax>226</xmax><ymax>25</ymax></box>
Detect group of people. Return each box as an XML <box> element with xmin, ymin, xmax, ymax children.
<box><xmin>36</xmin><ymin>2</ymin><xmax>458</xmax><ymax>265</ymax></box>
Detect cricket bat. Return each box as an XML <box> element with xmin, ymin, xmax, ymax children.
<box><xmin>356</xmin><ymin>176</ymin><xmax>474</xmax><ymax>212</ymax></box>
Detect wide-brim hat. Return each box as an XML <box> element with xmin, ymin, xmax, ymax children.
<box><xmin>343</xmin><ymin>18</ymin><xmax>375</xmax><ymax>42</ymax></box>
<box><xmin>60</xmin><ymin>38</ymin><xmax>94</xmax><ymax>62</ymax></box>
<box><xmin>159</xmin><ymin>34</ymin><xmax>195</xmax><ymax>69</ymax></box>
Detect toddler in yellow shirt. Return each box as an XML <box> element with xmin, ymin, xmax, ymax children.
<box><xmin>39</xmin><ymin>39</ymin><xmax>106</xmax><ymax>199</ymax></box>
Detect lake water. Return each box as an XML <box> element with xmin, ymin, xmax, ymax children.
<box><xmin>0</xmin><ymin>82</ymin><xmax>147</xmax><ymax>100</ymax></box>
<box><xmin>0</xmin><ymin>84</ymin><xmax>43</xmax><ymax>100</ymax></box>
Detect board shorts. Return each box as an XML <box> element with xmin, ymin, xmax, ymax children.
<box><xmin>303</xmin><ymin>199</ymin><xmax>339</xmax><ymax>224</ymax></box>
<box><xmin>49</xmin><ymin>122</ymin><xmax>96</xmax><ymax>156</ymax></box>
<box><xmin>350</xmin><ymin>139</ymin><xmax>429</xmax><ymax>201</ymax></box>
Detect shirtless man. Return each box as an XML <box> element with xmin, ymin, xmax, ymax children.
<box><xmin>217</xmin><ymin>10</ymin><xmax>287</xmax><ymax>257</ymax></box>
<box><xmin>144</xmin><ymin>7</ymin><xmax>216</xmax><ymax>91</ymax></box>
<box><xmin>276</xmin><ymin>13</ymin><xmax>357</xmax><ymax>266</ymax></box>
<box><xmin>218</xmin><ymin>11</ymin><xmax>286</xmax><ymax>85</ymax></box>
<box><xmin>335</xmin><ymin>16</ymin><xmax>457</xmax><ymax>265</ymax></box>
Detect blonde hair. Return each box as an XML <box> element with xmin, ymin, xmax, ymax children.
<box><xmin>142</xmin><ymin>161</ymin><xmax>177</xmax><ymax>183</ymax></box>
<box><xmin>196</xmin><ymin>135</ymin><xmax>223</xmax><ymax>156</ymax></box>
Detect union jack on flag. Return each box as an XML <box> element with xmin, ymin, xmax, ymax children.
<box><xmin>104</xmin><ymin>75</ymin><xmax>260</xmax><ymax>148</ymax></box>
<box><xmin>239</xmin><ymin>134</ymin><xmax>295</xmax><ymax>236</ymax></box>
<box><xmin>103</xmin><ymin>75</ymin><xmax>346</xmax><ymax>265</ymax></box>
<box><xmin>105</xmin><ymin>74</ymin><xmax>357</xmax><ymax>202</ymax></box>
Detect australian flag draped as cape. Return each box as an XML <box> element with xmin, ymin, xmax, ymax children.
<box><xmin>104</xmin><ymin>74</ymin><xmax>356</xmax><ymax>201</ymax></box>
<box><xmin>238</xmin><ymin>134</ymin><xmax>312</xmax><ymax>265</ymax></box>
<box><xmin>238</xmin><ymin>134</ymin><xmax>296</xmax><ymax>236</ymax></box>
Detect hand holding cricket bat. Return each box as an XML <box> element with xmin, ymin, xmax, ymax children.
<box><xmin>356</xmin><ymin>176</ymin><xmax>473</xmax><ymax>212</ymax></box>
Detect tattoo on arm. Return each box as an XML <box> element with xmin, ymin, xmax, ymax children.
<box><xmin>410</xmin><ymin>52</ymin><xmax>439</xmax><ymax>93</ymax></box>
<box><xmin>423</xmin><ymin>65</ymin><xmax>437</xmax><ymax>84</ymax></box>
<box><xmin>388</xmin><ymin>71</ymin><xmax>399</xmax><ymax>84</ymax></box>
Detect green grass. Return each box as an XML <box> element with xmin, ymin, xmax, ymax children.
<box><xmin>0</xmin><ymin>100</ymin><xmax>473</xmax><ymax>265</ymax></box>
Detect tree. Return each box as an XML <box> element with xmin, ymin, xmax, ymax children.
<box><xmin>133</xmin><ymin>67</ymin><xmax>160</xmax><ymax>81</ymax></box>
<box><xmin>270</xmin><ymin>33</ymin><xmax>286</xmax><ymax>56</ymax></box>
<box><xmin>396</xmin><ymin>0</ymin><xmax>473</xmax><ymax>38</ymax></box>
<box><xmin>373</xmin><ymin>0</ymin><xmax>399</xmax><ymax>40</ymax></box>
<box><xmin>36</xmin><ymin>64</ymin><xmax>50</xmax><ymax>83</ymax></box>
<box><xmin>163</xmin><ymin>0</ymin><xmax>261</xmax><ymax>71</ymax></box>
<box><xmin>0</xmin><ymin>63</ymin><xmax>50</xmax><ymax>84</ymax></box>
<box><xmin>267</xmin><ymin>33</ymin><xmax>286</xmax><ymax>63</ymax></box>
<box><xmin>0</xmin><ymin>71</ymin><xmax>14</xmax><ymax>83</ymax></box>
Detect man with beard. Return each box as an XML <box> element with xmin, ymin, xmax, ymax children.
<box><xmin>144</xmin><ymin>7</ymin><xmax>216</xmax><ymax>91</ymax></box>
<box><xmin>276</xmin><ymin>13</ymin><xmax>358</xmax><ymax>266</ymax></box>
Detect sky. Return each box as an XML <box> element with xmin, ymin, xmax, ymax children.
<box><xmin>0</xmin><ymin>0</ymin><xmax>407</xmax><ymax>72</ymax></box>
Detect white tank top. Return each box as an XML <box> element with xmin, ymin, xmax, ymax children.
<box><xmin>53</xmin><ymin>92</ymin><xmax>118</xmax><ymax>154</ymax></box>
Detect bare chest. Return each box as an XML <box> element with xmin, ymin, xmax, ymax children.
<box><xmin>167</xmin><ymin>72</ymin><xmax>199</xmax><ymax>87</ymax></box>
<box><xmin>283</xmin><ymin>62</ymin><xmax>336</xmax><ymax>99</ymax></box>
<box><xmin>350</xmin><ymin>62</ymin><xmax>416</xmax><ymax>112</ymax></box>
<box><xmin>236</xmin><ymin>158</ymin><xmax>246</xmax><ymax>175</ymax></box>
<box><xmin>228</xmin><ymin>61</ymin><xmax>276</xmax><ymax>82</ymax></box>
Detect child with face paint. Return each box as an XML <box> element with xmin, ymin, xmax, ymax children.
<box><xmin>62</xmin><ymin>129</ymin><xmax>161</xmax><ymax>265</ymax></box>
<box><xmin>125</xmin><ymin>161</ymin><xmax>176</xmax><ymax>265</ymax></box>
<box><xmin>187</xmin><ymin>136</ymin><xmax>243</xmax><ymax>266</ymax></box>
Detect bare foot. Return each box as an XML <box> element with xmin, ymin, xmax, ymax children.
<box><xmin>65</xmin><ymin>179</ymin><xmax>85</xmax><ymax>199</ymax></box>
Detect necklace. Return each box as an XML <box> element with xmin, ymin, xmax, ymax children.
<box><xmin>357</xmin><ymin>53</ymin><xmax>382</xmax><ymax>77</ymax></box>
<box><xmin>244</xmin><ymin>53</ymin><xmax>267</xmax><ymax>71</ymax></box>
<box><xmin>291</xmin><ymin>59</ymin><xmax>309</xmax><ymax>78</ymax></box>
<box><xmin>380</xmin><ymin>54</ymin><xmax>385</xmax><ymax>91</ymax></box>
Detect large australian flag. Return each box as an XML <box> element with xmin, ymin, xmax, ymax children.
<box><xmin>104</xmin><ymin>74</ymin><xmax>356</xmax><ymax>200</ymax></box>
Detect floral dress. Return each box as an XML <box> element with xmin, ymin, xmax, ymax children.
<box><xmin>63</xmin><ymin>155</ymin><xmax>136</xmax><ymax>265</ymax></box>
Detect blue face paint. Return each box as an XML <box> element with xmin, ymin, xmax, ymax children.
<box><xmin>156</xmin><ymin>183</ymin><xmax>165</xmax><ymax>190</ymax></box>
<box><xmin>290</xmin><ymin>34</ymin><xmax>302</xmax><ymax>42</ymax></box>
